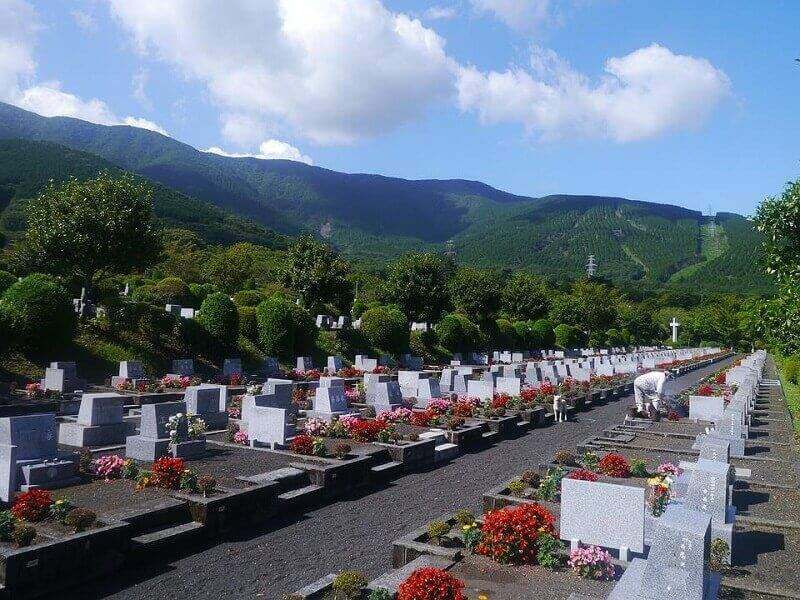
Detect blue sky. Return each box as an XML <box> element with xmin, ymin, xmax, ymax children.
<box><xmin>2</xmin><ymin>1</ymin><xmax>799</xmax><ymax>215</ymax></box>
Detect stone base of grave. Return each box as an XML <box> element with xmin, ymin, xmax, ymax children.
<box><xmin>171</xmin><ymin>438</ymin><xmax>206</xmax><ymax>458</ymax></box>
<box><xmin>368</xmin><ymin>403</ymin><xmax>402</xmax><ymax>413</ymax></box>
<box><xmin>125</xmin><ymin>435</ymin><xmax>170</xmax><ymax>461</ymax></box>
<box><xmin>693</xmin><ymin>434</ymin><xmax>745</xmax><ymax>457</ymax></box>
<box><xmin>58</xmin><ymin>421</ymin><xmax>133</xmax><ymax>447</ymax></box>
<box><xmin>608</xmin><ymin>559</ymin><xmax>719</xmax><ymax>600</ymax></box>
<box><xmin>304</xmin><ymin>410</ymin><xmax>359</xmax><ymax>423</ymax></box>
<box><xmin>18</xmin><ymin>457</ymin><xmax>80</xmax><ymax>491</ymax></box>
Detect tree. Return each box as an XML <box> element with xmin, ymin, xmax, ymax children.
<box><xmin>204</xmin><ymin>243</ymin><xmax>284</xmax><ymax>294</ymax></box>
<box><xmin>530</xmin><ymin>318</ymin><xmax>556</xmax><ymax>348</ymax></box>
<box><xmin>554</xmin><ymin>324</ymin><xmax>584</xmax><ymax>349</ymax></box>
<box><xmin>255</xmin><ymin>297</ymin><xmax>317</xmax><ymax>359</ymax></box>
<box><xmin>284</xmin><ymin>236</ymin><xmax>352</xmax><ymax>313</ymax></box>
<box><xmin>0</xmin><ymin>274</ymin><xmax>76</xmax><ymax>349</ymax></box>
<box><xmin>437</xmin><ymin>313</ymin><xmax>482</xmax><ymax>353</ymax></box>
<box><xmin>16</xmin><ymin>173</ymin><xmax>158</xmax><ymax>288</ymax></box>
<box><xmin>360</xmin><ymin>305</ymin><xmax>409</xmax><ymax>354</ymax></box>
<box><xmin>384</xmin><ymin>252</ymin><xmax>450</xmax><ymax>323</ymax></box>
<box><xmin>197</xmin><ymin>292</ymin><xmax>239</xmax><ymax>345</ymax></box>
<box><xmin>501</xmin><ymin>272</ymin><xmax>550</xmax><ymax>321</ymax></box>
<box><xmin>449</xmin><ymin>267</ymin><xmax>501</xmax><ymax>323</ymax></box>
<box><xmin>754</xmin><ymin>179</ymin><xmax>800</xmax><ymax>282</ymax></box>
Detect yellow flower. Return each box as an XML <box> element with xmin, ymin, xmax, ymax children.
<box><xmin>478</xmin><ymin>595</ymin><xmax>489</xmax><ymax>600</ymax></box>
<box><xmin>647</xmin><ymin>476</ymin><xmax>663</xmax><ymax>486</ymax></box>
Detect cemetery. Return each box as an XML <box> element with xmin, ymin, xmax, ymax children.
<box><xmin>0</xmin><ymin>346</ymin><xmax>754</xmax><ymax>597</ymax></box>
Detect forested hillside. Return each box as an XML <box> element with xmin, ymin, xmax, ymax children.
<box><xmin>0</xmin><ymin>102</ymin><xmax>773</xmax><ymax>293</ymax></box>
<box><xmin>0</xmin><ymin>139</ymin><xmax>286</xmax><ymax>248</ymax></box>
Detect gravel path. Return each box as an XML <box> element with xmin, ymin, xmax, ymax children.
<box><xmin>62</xmin><ymin>359</ymin><xmax>732</xmax><ymax>600</ymax></box>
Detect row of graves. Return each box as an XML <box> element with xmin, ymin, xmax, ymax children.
<box><xmin>0</xmin><ymin>347</ymin><xmax>728</xmax><ymax>598</ymax></box>
<box><xmin>290</xmin><ymin>350</ymin><xmax>790</xmax><ymax>600</ymax></box>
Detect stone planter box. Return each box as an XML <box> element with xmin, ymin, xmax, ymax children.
<box><xmin>391</xmin><ymin>513</ymin><xmax>465</xmax><ymax>568</ymax></box>
<box><xmin>480</xmin><ymin>414</ymin><xmax>520</xmax><ymax>437</ymax></box>
<box><xmin>442</xmin><ymin>421</ymin><xmax>485</xmax><ymax>447</ymax></box>
<box><xmin>482</xmin><ymin>479</ymin><xmax>562</xmax><ymax>515</ymax></box>
<box><xmin>375</xmin><ymin>437</ymin><xmax>437</xmax><ymax>471</ymax></box>
<box><xmin>294</xmin><ymin>454</ymin><xmax>376</xmax><ymax>496</ymax></box>
<box><xmin>174</xmin><ymin>481</ymin><xmax>280</xmax><ymax>536</ymax></box>
<box><xmin>517</xmin><ymin>406</ymin><xmax>547</xmax><ymax>427</ymax></box>
<box><xmin>0</xmin><ymin>521</ymin><xmax>131</xmax><ymax>599</ymax></box>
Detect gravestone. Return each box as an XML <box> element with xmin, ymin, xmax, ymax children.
<box><xmin>241</xmin><ymin>390</ymin><xmax>296</xmax><ymax>429</ymax></box>
<box><xmin>42</xmin><ymin>361</ymin><xmax>85</xmax><ymax>393</ymax></box>
<box><xmin>249</xmin><ymin>407</ymin><xmax>295</xmax><ymax>449</ymax></box>
<box><xmin>296</xmin><ymin>356</ymin><xmax>313</xmax><ymax>371</ymax></box>
<box><xmin>496</xmin><ymin>377</ymin><xmax>522</xmax><ymax>396</ymax></box>
<box><xmin>319</xmin><ymin>376</ymin><xmax>345</xmax><ymax>388</ymax></box>
<box><xmin>369</xmin><ymin>381</ymin><xmax>403</xmax><ymax>410</ymax></box>
<box><xmin>467</xmin><ymin>379</ymin><xmax>493</xmax><ymax>401</ymax></box>
<box><xmin>698</xmin><ymin>439</ymin><xmax>731</xmax><ymax>462</ymax></box>
<box><xmin>681</xmin><ymin>460</ymin><xmax>735</xmax><ymax>563</ymax></box>
<box><xmin>184</xmin><ymin>385</ymin><xmax>229</xmax><ymax>429</ymax></box>
<box><xmin>693</xmin><ymin>433</ymin><xmax>744</xmax><ymax>458</ymax></box>
<box><xmin>171</xmin><ymin>359</ymin><xmax>195</xmax><ymax>376</ymax></box>
<box><xmin>223</xmin><ymin>358</ymin><xmax>243</xmax><ymax>377</ymax></box>
<box><xmin>262</xmin><ymin>357</ymin><xmax>280</xmax><ymax>377</ymax></box>
<box><xmin>452</xmin><ymin>373</ymin><xmax>470</xmax><ymax>395</ymax></box>
<box><xmin>355</xmin><ymin>355</ymin><xmax>378</xmax><ymax>371</ymax></box>
<box><xmin>689</xmin><ymin>396</ymin><xmax>726</xmax><ymax>422</ymax></box>
<box><xmin>327</xmin><ymin>356</ymin><xmax>343</xmax><ymax>373</ymax></box>
<box><xmin>398</xmin><ymin>371</ymin><xmax>440</xmax><ymax>400</ymax></box>
<box><xmin>165</xmin><ymin>304</ymin><xmax>182</xmax><ymax>315</ymax></box>
<box><xmin>439</xmin><ymin>368</ymin><xmax>456</xmax><ymax>393</ymax></box>
<box><xmin>614</xmin><ymin>505</ymin><xmax>712</xmax><ymax>600</ymax></box>
<box><xmin>401</xmin><ymin>354</ymin><xmax>424</xmax><ymax>370</ymax></box>
<box><xmin>560</xmin><ymin>478</ymin><xmax>645</xmax><ymax>561</ymax></box>
<box><xmin>111</xmin><ymin>360</ymin><xmax>149</xmax><ymax>387</ymax></box>
<box><xmin>306</xmin><ymin>387</ymin><xmax>355</xmax><ymax>422</ymax></box>
<box><xmin>261</xmin><ymin>378</ymin><xmax>294</xmax><ymax>406</ymax></box>
<box><xmin>58</xmin><ymin>393</ymin><xmax>132</xmax><ymax>446</ymax></box>
<box><xmin>126</xmin><ymin>401</ymin><xmax>206</xmax><ymax>460</ymax></box>
<box><xmin>0</xmin><ymin>414</ymin><xmax>78</xmax><ymax>502</ymax></box>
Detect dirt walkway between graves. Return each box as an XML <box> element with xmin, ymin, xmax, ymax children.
<box><xmin>62</xmin><ymin>358</ymin><xmax>735</xmax><ymax>600</ymax></box>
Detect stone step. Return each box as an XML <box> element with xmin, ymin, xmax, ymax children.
<box><xmin>370</xmin><ymin>460</ymin><xmax>403</xmax><ymax>479</ymax></box>
<box><xmin>237</xmin><ymin>466</ymin><xmax>307</xmax><ymax>491</ymax></box>
<box><xmin>131</xmin><ymin>520</ymin><xmax>205</xmax><ymax>551</ymax></box>
<box><xmin>418</xmin><ymin>430</ymin><xmax>447</xmax><ymax>445</ymax></box>
<box><xmin>277</xmin><ymin>483</ymin><xmax>325</xmax><ymax>510</ymax></box>
<box><xmin>481</xmin><ymin>430</ymin><xmax>498</xmax><ymax>442</ymax></box>
<box><xmin>434</xmin><ymin>442</ymin><xmax>459</xmax><ymax>463</ymax></box>
<box><xmin>367</xmin><ymin>554</ymin><xmax>456</xmax><ymax>594</ymax></box>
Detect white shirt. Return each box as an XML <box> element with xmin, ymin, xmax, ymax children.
<box><xmin>634</xmin><ymin>370</ymin><xmax>668</xmax><ymax>397</ymax></box>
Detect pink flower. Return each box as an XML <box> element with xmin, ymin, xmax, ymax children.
<box><xmin>233</xmin><ymin>431</ymin><xmax>249</xmax><ymax>445</ymax></box>
<box><xmin>656</xmin><ymin>462</ymin><xmax>682</xmax><ymax>476</ymax></box>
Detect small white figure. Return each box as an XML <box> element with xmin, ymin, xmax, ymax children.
<box><xmin>633</xmin><ymin>370</ymin><xmax>674</xmax><ymax>414</ymax></box>
<box><xmin>553</xmin><ymin>394</ymin><xmax>568</xmax><ymax>422</ymax></box>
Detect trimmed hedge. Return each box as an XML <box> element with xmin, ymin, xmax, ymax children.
<box><xmin>0</xmin><ymin>273</ymin><xmax>76</xmax><ymax>349</ymax></box>
<box><xmin>256</xmin><ymin>297</ymin><xmax>317</xmax><ymax>358</ymax></box>
<box><xmin>437</xmin><ymin>313</ymin><xmax>481</xmax><ymax>353</ymax></box>
<box><xmin>197</xmin><ymin>292</ymin><xmax>239</xmax><ymax>344</ymax></box>
<box><xmin>360</xmin><ymin>305</ymin><xmax>409</xmax><ymax>354</ymax></box>
<box><xmin>0</xmin><ymin>270</ymin><xmax>15</xmax><ymax>295</ymax></box>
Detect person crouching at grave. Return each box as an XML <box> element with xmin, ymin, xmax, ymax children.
<box><xmin>553</xmin><ymin>394</ymin><xmax>568</xmax><ymax>422</ymax></box>
<box><xmin>633</xmin><ymin>369</ymin><xmax>674</xmax><ymax>416</ymax></box>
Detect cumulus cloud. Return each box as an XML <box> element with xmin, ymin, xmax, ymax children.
<box><xmin>204</xmin><ymin>139</ymin><xmax>314</xmax><ymax>165</ymax></box>
<box><xmin>470</xmin><ymin>0</ymin><xmax>554</xmax><ymax>30</ymax></box>
<box><xmin>0</xmin><ymin>0</ymin><xmax>167</xmax><ymax>134</ymax></box>
<box><xmin>109</xmin><ymin>0</ymin><xmax>456</xmax><ymax>145</ymax></box>
<box><xmin>424</xmin><ymin>5</ymin><xmax>459</xmax><ymax>20</ymax></box>
<box><xmin>123</xmin><ymin>116</ymin><xmax>168</xmax><ymax>135</ymax></box>
<box><xmin>71</xmin><ymin>9</ymin><xmax>97</xmax><ymax>32</ymax></box>
<box><xmin>457</xmin><ymin>43</ymin><xmax>731</xmax><ymax>142</ymax></box>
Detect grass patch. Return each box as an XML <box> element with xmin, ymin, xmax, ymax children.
<box><xmin>774</xmin><ymin>354</ymin><xmax>800</xmax><ymax>438</ymax></box>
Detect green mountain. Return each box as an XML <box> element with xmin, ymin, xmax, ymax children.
<box><xmin>0</xmin><ymin>101</ymin><xmax>773</xmax><ymax>293</ymax></box>
<box><xmin>0</xmin><ymin>139</ymin><xmax>286</xmax><ymax>248</ymax></box>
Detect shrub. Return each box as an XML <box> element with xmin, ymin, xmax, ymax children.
<box><xmin>537</xmin><ymin>468</ymin><xmax>564</xmax><ymax>501</ymax></box>
<box><xmin>568</xmin><ymin>469</ymin><xmax>599</xmax><ymax>482</ymax></box>
<box><xmin>0</xmin><ymin>270</ymin><xmax>15</xmax><ymax>295</ymax></box>
<box><xmin>0</xmin><ymin>510</ymin><xmax>14</xmax><ymax>542</ymax></box>
<box><xmin>368</xmin><ymin>589</ymin><xmax>392</xmax><ymax>600</ymax></box>
<box><xmin>331</xmin><ymin>570</ymin><xmax>368</xmax><ymax>600</ymax></box>
<box><xmin>506</xmin><ymin>479</ymin><xmax>526</xmax><ymax>497</ymax></box>
<box><xmin>536</xmin><ymin>532</ymin><xmax>563</xmax><ymax>570</ymax></box>
<box><xmin>554</xmin><ymin>323</ymin><xmax>583</xmax><ymax>349</ymax></box>
<box><xmin>11</xmin><ymin>525</ymin><xmax>36</xmax><ymax>548</ymax></box>
<box><xmin>238</xmin><ymin>305</ymin><xmax>258</xmax><ymax>340</ymax></box>
<box><xmin>50</xmin><ymin>498</ymin><xmax>73</xmax><ymax>522</ymax></box>
<box><xmin>0</xmin><ymin>274</ymin><xmax>75</xmax><ymax>349</ymax></box>
<box><xmin>568</xmin><ymin>545</ymin><xmax>615</xmax><ymax>580</ymax></box>
<box><xmin>436</xmin><ymin>313</ymin><xmax>482</xmax><ymax>353</ymax></box>
<box><xmin>151</xmin><ymin>457</ymin><xmax>186</xmax><ymax>489</ymax></box>
<box><xmin>92</xmin><ymin>455</ymin><xmax>125</xmax><ymax>480</ymax></box>
<box><xmin>630</xmin><ymin>459</ymin><xmax>649</xmax><ymax>478</ymax></box>
<box><xmin>520</xmin><ymin>469</ymin><xmax>540</xmax><ymax>488</ymax></box>
<box><xmin>454</xmin><ymin>509</ymin><xmax>475</xmax><ymax>527</ymax></box>
<box><xmin>784</xmin><ymin>357</ymin><xmax>800</xmax><ymax>385</ymax></box>
<box><xmin>256</xmin><ymin>297</ymin><xmax>317</xmax><ymax>358</ymax></box>
<box><xmin>121</xmin><ymin>459</ymin><xmax>139</xmax><ymax>480</ymax></box>
<box><xmin>709</xmin><ymin>538</ymin><xmax>731</xmax><ymax>572</ymax></box>
<box><xmin>360</xmin><ymin>305</ymin><xmax>409</xmax><ymax>354</ymax></box>
<box><xmin>397</xmin><ymin>567</ymin><xmax>465</xmax><ymax>600</ymax></box>
<box><xmin>11</xmin><ymin>489</ymin><xmax>53</xmax><ymax>522</ymax></box>
<box><xmin>580</xmin><ymin>451</ymin><xmax>599</xmax><ymax>471</ymax></box>
<box><xmin>553</xmin><ymin>449</ymin><xmax>577</xmax><ymax>467</ymax></box>
<box><xmin>197</xmin><ymin>292</ymin><xmax>239</xmax><ymax>344</ymax></box>
<box><xmin>427</xmin><ymin>520</ymin><xmax>451</xmax><ymax>545</ymax></box>
<box><xmin>598</xmin><ymin>453</ymin><xmax>631</xmax><ymax>478</ymax></box>
<box><xmin>197</xmin><ymin>475</ymin><xmax>217</xmax><ymax>497</ymax></box>
<box><xmin>493</xmin><ymin>318</ymin><xmax>517</xmax><ymax>349</ymax></box>
<box><xmin>64</xmin><ymin>508</ymin><xmax>97</xmax><ymax>532</ymax></box>
<box><xmin>697</xmin><ymin>384</ymin><xmax>714</xmax><ymax>396</ymax></box>
<box><xmin>333</xmin><ymin>442</ymin><xmax>352</xmax><ymax>459</ymax></box>
<box><xmin>289</xmin><ymin>434</ymin><xmax>315</xmax><ymax>455</ymax></box>
<box><xmin>179</xmin><ymin>469</ymin><xmax>198</xmax><ymax>493</ymax></box>
<box><xmin>232</xmin><ymin>289</ymin><xmax>263</xmax><ymax>307</ymax></box>
<box><xmin>476</xmin><ymin>503</ymin><xmax>556</xmax><ymax>564</ymax></box>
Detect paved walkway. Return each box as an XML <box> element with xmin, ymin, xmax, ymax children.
<box><xmin>63</xmin><ymin>359</ymin><xmax>732</xmax><ymax>600</ymax></box>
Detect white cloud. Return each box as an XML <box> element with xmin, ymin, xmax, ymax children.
<box><xmin>424</xmin><ymin>5</ymin><xmax>459</xmax><ymax>20</ymax></box>
<box><xmin>457</xmin><ymin>43</ymin><xmax>731</xmax><ymax>142</ymax></box>
<box><xmin>0</xmin><ymin>0</ymin><xmax>167</xmax><ymax>135</ymax></box>
<box><xmin>220</xmin><ymin>113</ymin><xmax>269</xmax><ymax>147</ymax></box>
<box><xmin>204</xmin><ymin>139</ymin><xmax>314</xmax><ymax>165</ymax></box>
<box><xmin>131</xmin><ymin>68</ymin><xmax>151</xmax><ymax>109</ymax></box>
<box><xmin>109</xmin><ymin>0</ymin><xmax>456</xmax><ymax>145</ymax></box>
<box><xmin>470</xmin><ymin>0</ymin><xmax>554</xmax><ymax>30</ymax></box>
<box><xmin>123</xmin><ymin>116</ymin><xmax>168</xmax><ymax>135</ymax></box>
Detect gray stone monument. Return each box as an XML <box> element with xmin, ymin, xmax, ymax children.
<box><xmin>42</xmin><ymin>361</ymin><xmax>85</xmax><ymax>393</ymax></box>
<box><xmin>327</xmin><ymin>355</ymin><xmax>343</xmax><ymax>373</ymax></box>
<box><xmin>296</xmin><ymin>356</ymin><xmax>313</xmax><ymax>371</ymax></box>
<box><xmin>126</xmin><ymin>401</ymin><xmax>206</xmax><ymax>460</ymax></box>
<box><xmin>58</xmin><ymin>393</ymin><xmax>132</xmax><ymax>446</ymax></box>
<box><xmin>306</xmin><ymin>386</ymin><xmax>355</xmax><ymax>422</ymax></box>
<box><xmin>249</xmin><ymin>407</ymin><xmax>295</xmax><ymax>449</ymax></box>
<box><xmin>184</xmin><ymin>385</ymin><xmax>229</xmax><ymax>429</ymax></box>
<box><xmin>223</xmin><ymin>358</ymin><xmax>242</xmax><ymax>377</ymax></box>
<box><xmin>171</xmin><ymin>359</ymin><xmax>195</xmax><ymax>376</ymax></box>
